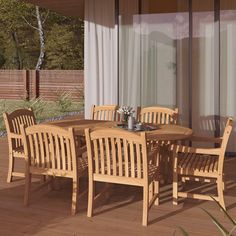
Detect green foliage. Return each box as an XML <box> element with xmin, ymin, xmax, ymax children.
<box><xmin>0</xmin><ymin>0</ymin><xmax>84</xmax><ymax>69</ymax></box>
<box><xmin>201</xmin><ymin>197</ymin><xmax>236</xmax><ymax>236</ymax></box>
<box><xmin>0</xmin><ymin>99</ymin><xmax>83</xmax><ymax>131</ymax></box>
<box><xmin>179</xmin><ymin>197</ymin><xmax>236</xmax><ymax>236</ymax></box>
<box><xmin>45</xmin><ymin>24</ymin><xmax>83</xmax><ymax>69</ymax></box>
<box><xmin>56</xmin><ymin>91</ymin><xmax>73</xmax><ymax>112</ymax></box>
<box><xmin>23</xmin><ymin>97</ymin><xmax>47</xmax><ymax>118</ymax></box>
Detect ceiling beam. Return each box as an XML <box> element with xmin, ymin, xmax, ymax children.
<box><xmin>22</xmin><ymin>0</ymin><xmax>85</xmax><ymax>18</ymax></box>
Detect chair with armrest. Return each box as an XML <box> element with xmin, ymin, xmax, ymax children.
<box><xmin>172</xmin><ymin>118</ymin><xmax>233</xmax><ymax>209</ymax></box>
<box><xmin>3</xmin><ymin>108</ymin><xmax>36</xmax><ymax>183</ymax></box>
<box><xmin>20</xmin><ymin>124</ymin><xmax>88</xmax><ymax>215</ymax></box>
<box><xmin>85</xmin><ymin>128</ymin><xmax>160</xmax><ymax>226</ymax></box>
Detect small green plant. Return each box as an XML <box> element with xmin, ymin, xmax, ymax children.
<box><xmin>201</xmin><ymin>197</ymin><xmax>236</xmax><ymax>236</ymax></box>
<box><xmin>0</xmin><ymin>99</ymin><xmax>7</xmax><ymax>113</ymax></box>
<box><xmin>0</xmin><ymin>100</ymin><xmax>8</xmax><ymax>131</ymax></box>
<box><xmin>178</xmin><ymin>197</ymin><xmax>236</xmax><ymax>236</ymax></box>
<box><xmin>57</xmin><ymin>91</ymin><xmax>73</xmax><ymax>112</ymax></box>
<box><xmin>23</xmin><ymin>97</ymin><xmax>47</xmax><ymax>118</ymax></box>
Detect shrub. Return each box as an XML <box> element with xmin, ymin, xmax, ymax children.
<box><xmin>23</xmin><ymin>97</ymin><xmax>47</xmax><ymax>118</ymax></box>
<box><xmin>57</xmin><ymin>91</ymin><xmax>73</xmax><ymax>112</ymax></box>
<box><xmin>178</xmin><ymin>197</ymin><xmax>236</xmax><ymax>236</ymax></box>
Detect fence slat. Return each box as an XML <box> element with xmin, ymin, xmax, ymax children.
<box><xmin>0</xmin><ymin>70</ymin><xmax>84</xmax><ymax>101</ymax></box>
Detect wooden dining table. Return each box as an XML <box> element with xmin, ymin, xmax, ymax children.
<box><xmin>46</xmin><ymin>117</ymin><xmax>193</xmax><ymax>141</ymax></box>
<box><xmin>46</xmin><ymin>117</ymin><xmax>193</xmax><ymax>184</ymax></box>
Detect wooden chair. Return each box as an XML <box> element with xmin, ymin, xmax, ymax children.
<box><xmin>20</xmin><ymin>124</ymin><xmax>88</xmax><ymax>215</ymax></box>
<box><xmin>138</xmin><ymin>106</ymin><xmax>178</xmax><ymax>125</ymax></box>
<box><xmin>172</xmin><ymin>118</ymin><xmax>233</xmax><ymax>209</ymax></box>
<box><xmin>85</xmin><ymin>128</ymin><xmax>160</xmax><ymax>226</ymax></box>
<box><xmin>3</xmin><ymin>108</ymin><xmax>36</xmax><ymax>183</ymax></box>
<box><xmin>138</xmin><ymin>106</ymin><xmax>179</xmax><ymax>183</ymax></box>
<box><xmin>91</xmin><ymin>105</ymin><xmax>119</xmax><ymax>121</ymax></box>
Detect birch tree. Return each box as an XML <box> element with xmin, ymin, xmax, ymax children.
<box><xmin>23</xmin><ymin>6</ymin><xmax>47</xmax><ymax>70</ymax></box>
<box><xmin>0</xmin><ymin>0</ymin><xmax>84</xmax><ymax>70</ymax></box>
<box><xmin>35</xmin><ymin>6</ymin><xmax>45</xmax><ymax>70</ymax></box>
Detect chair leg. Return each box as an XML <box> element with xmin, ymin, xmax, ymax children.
<box><xmin>40</xmin><ymin>175</ymin><xmax>46</xmax><ymax>184</ymax></box>
<box><xmin>7</xmin><ymin>153</ymin><xmax>14</xmax><ymax>183</ymax></box>
<box><xmin>24</xmin><ymin>173</ymin><xmax>31</xmax><ymax>206</ymax></box>
<box><xmin>223</xmin><ymin>174</ymin><xmax>227</xmax><ymax>192</ymax></box>
<box><xmin>149</xmin><ymin>182</ymin><xmax>154</xmax><ymax>202</ymax></box>
<box><xmin>142</xmin><ymin>185</ymin><xmax>149</xmax><ymax>226</ymax></box>
<box><xmin>87</xmin><ymin>179</ymin><xmax>94</xmax><ymax>217</ymax></box>
<box><xmin>154</xmin><ymin>180</ymin><xmax>159</xmax><ymax>206</ymax></box>
<box><xmin>173</xmin><ymin>172</ymin><xmax>178</xmax><ymax>205</ymax></box>
<box><xmin>217</xmin><ymin>177</ymin><xmax>226</xmax><ymax>210</ymax></box>
<box><xmin>71</xmin><ymin>177</ymin><xmax>79</xmax><ymax>215</ymax></box>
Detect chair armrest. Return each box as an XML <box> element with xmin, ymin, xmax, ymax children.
<box><xmin>8</xmin><ymin>133</ymin><xmax>22</xmax><ymax>139</ymax></box>
<box><xmin>171</xmin><ymin>144</ymin><xmax>221</xmax><ymax>155</ymax></box>
<box><xmin>187</xmin><ymin>135</ymin><xmax>222</xmax><ymax>144</ymax></box>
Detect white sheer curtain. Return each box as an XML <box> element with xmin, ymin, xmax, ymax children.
<box><xmin>119</xmin><ymin>0</ymin><xmax>189</xmax><ymax>124</ymax></box>
<box><xmin>140</xmin><ymin>13</ymin><xmax>177</xmax><ymax>107</ymax></box>
<box><xmin>220</xmin><ymin>9</ymin><xmax>236</xmax><ymax>152</ymax></box>
<box><xmin>192</xmin><ymin>9</ymin><xmax>217</xmax><ymax>147</ymax></box>
<box><xmin>119</xmin><ymin>0</ymin><xmax>141</xmax><ymax>109</ymax></box>
<box><xmin>84</xmin><ymin>0</ymin><xmax>118</xmax><ymax>118</ymax></box>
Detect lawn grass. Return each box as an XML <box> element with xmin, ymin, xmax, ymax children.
<box><xmin>0</xmin><ymin>98</ymin><xmax>84</xmax><ymax>131</ymax></box>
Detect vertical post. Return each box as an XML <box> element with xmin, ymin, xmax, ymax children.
<box><xmin>115</xmin><ymin>0</ymin><xmax>119</xmax><ymax>106</ymax></box>
<box><xmin>23</xmin><ymin>70</ymin><xmax>29</xmax><ymax>100</ymax></box>
<box><xmin>32</xmin><ymin>70</ymin><xmax>40</xmax><ymax>98</ymax></box>
<box><xmin>36</xmin><ymin>70</ymin><xmax>40</xmax><ymax>98</ymax></box>
<box><xmin>214</xmin><ymin>0</ymin><xmax>221</xmax><ymax>142</ymax></box>
<box><xmin>189</xmin><ymin>0</ymin><xmax>192</xmax><ymax>130</ymax></box>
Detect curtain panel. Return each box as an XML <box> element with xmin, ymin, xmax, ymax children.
<box><xmin>84</xmin><ymin>0</ymin><xmax>118</xmax><ymax>118</ymax></box>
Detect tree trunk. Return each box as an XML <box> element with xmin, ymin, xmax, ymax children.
<box><xmin>35</xmin><ymin>6</ymin><xmax>45</xmax><ymax>70</ymax></box>
<box><xmin>11</xmin><ymin>31</ymin><xmax>23</xmax><ymax>69</ymax></box>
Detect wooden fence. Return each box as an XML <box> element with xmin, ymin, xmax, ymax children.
<box><xmin>0</xmin><ymin>70</ymin><xmax>84</xmax><ymax>101</ymax></box>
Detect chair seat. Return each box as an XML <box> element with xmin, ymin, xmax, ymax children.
<box><xmin>99</xmin><ymin>161</ymin><xmax>159</xmax><ymax>181</ymax></box>
<box><xmin>12</xmin><ymin>146</ymin><xmax>25</xmax><ymax>158</ymax></box>
<box><xmin>177</xmin><ymin>153</ymin><xmax>219</xmax><ymax>176</ymax></box>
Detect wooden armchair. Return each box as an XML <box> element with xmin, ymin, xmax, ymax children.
<box><xmin>3</xmin><ymin>108</ymin><xmax>36</xmax><ymax>182</ymax></box>
<box><xmin>20</xmin><ymin>124</ymin><xmax>88</xmax><ymax>215</ymax></box>
<box><xmin>172</xmin><ymin>118</ymin><xmax>233</xmax><ymax>209</ymax></box>
<box><xmin>85</xmin><ymin>128</ymin><xmax>160</xmax><ymax>226</ymax></box>
<box><xmin>91</xmin><ymin>105</ymin><xmax>119</xmax><ymax>121</ymax></box>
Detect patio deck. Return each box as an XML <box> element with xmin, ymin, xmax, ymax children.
<box><xmin>0</xmin><ymin>137</ymin><xmax>236</xmax><ymax>236</ymax></box>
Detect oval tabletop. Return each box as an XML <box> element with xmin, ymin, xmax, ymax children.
<box><xmin>47</xmin><ymin>118</ymin><xmax>193</xmax><ymax>141</ymax></box>
<box><xmin>146</xmin><ymin>124</ymin><xmax>192</xmax><ymax>141</ymax></box>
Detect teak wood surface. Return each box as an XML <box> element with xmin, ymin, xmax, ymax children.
<box><xmin>85</xmin><ymin>128</ymin><xmax>160</xmax><ymax>226</ymax></box>
<box><xmin>46</xmin><ymin>118</ymin><xmax>193</xmax><ymax>141</ymax></box>
<box><xmin>3</xmin><ymin>108</ymin><xmax>36</xmax><ymax>183</ymax></box>
<box><xmin>1</xmin><ymin>135</ymin><xmax>236</xmax><ymax>235</ymax></box>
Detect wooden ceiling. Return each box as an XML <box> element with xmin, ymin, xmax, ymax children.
<box><xmin>23</xmin><ymin>0</ymin><xmax>85</xmax><ymax>18</ymax></box>
<box><xmin>23</xmin><ymin>0</ymin><xmax>236</xmax><ymax>19</ymax></box>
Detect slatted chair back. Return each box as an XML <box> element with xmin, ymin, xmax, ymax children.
<box><xmin>85</xmin><ymin>128</ymin><xmax>148</xmax><ymax>185</ymax></box>
<box><xmin>85</xmin><ymin>128</ymin><xmax>159</xmax><ymax>226</ymax></box>
<box><xmin>21</xmin><ymin>124</ymin><xmax>88</xmax><ymax>215</ymax></box>
<box><xmin>218</xmin><ymin>117</ymin><xmax>233</xmax><ymax>174</ymax></box>
<box><xmin>3</xmin><ymin>108</ymin><xmax>36</xmax><ymax>149</ymax></box>
<box><xmin>91</xmin><ymin>105</ymin><xmax>119</xmax><ymax>121</ymax></box>
<box><xmin>139</xmin><ymin>107</ymin><xmax>178</xmax><ymax>125</ymax></box>
<box><xmin>21</xmin><ymin>124</ymin><xmax>78</xmax><ymax>177</ymax></box>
